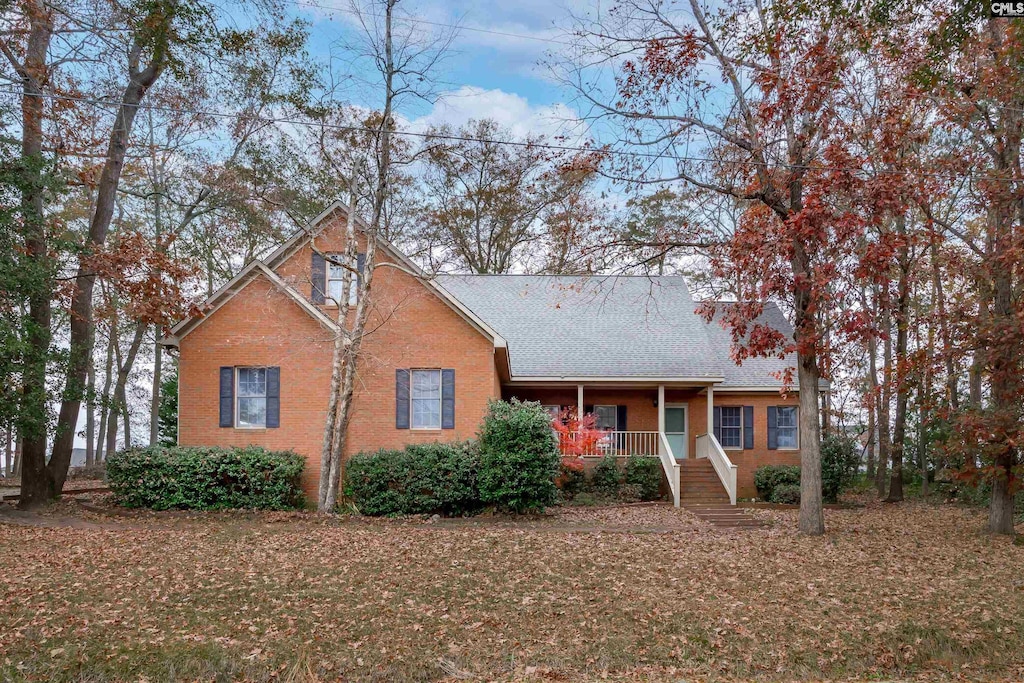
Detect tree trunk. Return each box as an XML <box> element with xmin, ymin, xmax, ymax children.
<box><xmin>865</xmin><ymin>323</ymin><xmax>877</xmax><ymax>480</ymax></box>
<box><xmin>47</xmin><ymin>34</ymin><xmax>169</xmax><ymax>502</ymax></box>
<box><xmin>105</xmin><ymin>321</ymin><xmax>146</xmax><ymax>453</ymax></box>
<box><xmin>85</xmin><ymin>357</ymin><xmax>96</xmax><ymax>467</ymax></box>
<box><xmin>318</xmin><ymin>163</ymin><xmax>362</xmax><ymax>511</ymax></box>
<box><xmin>150</xmin><ymin>327</ymin><xmax>162</xmax><ymax>445</ymax></box>
<box><xmin>4</xmin><ymin>427</ymin><xmax>12</xmax><ymax>477</ymax></box>
<box><xmin>95</xmin><ymin>320</ymin><xmax>116</xmax><ymax>462</ymax></box>
<box><xmin>792</xmin><ymin>240</ymin><xmax>824</xmax><ymax>535</ymax></box>
<box><xmin>13</xmin><ymin>3</ymin><xmax>55</xmax><ymax>510</ymax></box>
<box><xmin>887</xmin><ymin>215</ymin><xmax>910</xmax><ymax>503</ymax></box>
<box><xmin>876</xmin><ymin>302</ymin><xmax>892</xmax><ymax>499</ymax></box>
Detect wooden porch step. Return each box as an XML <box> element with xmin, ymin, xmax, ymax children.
<box><xmin>684</xmin><ymin>505</ymin><xmax>764</xmax><ymax>529</ymax></box>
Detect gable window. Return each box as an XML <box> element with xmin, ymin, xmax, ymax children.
<box><xmin>411</xmin><ymin>369</ymin><xmax>442</xmax><ymax>429</ymax></box>
<box><xmin>236</xmin><ymin>367</ymin><xmax>267</xmax><ymax>428</ymax></box>
<box><xmin>594</xmin><ymin>405</ymin><xmax>618</xmax><ymax>431</ymax></box>
<box><xmin>776</xmin><ymin>406</ymin><xmax>798</xmax><ymax>448</ymax></box>
<box><xmin>719</xmin><ymin>406</ymin><xmax>743</xmax><ymax>449</ymax></box>
<box><xmin>326</xmin><ymin>253</ymin><xmax>358</xmax><ymax>306</ymax></box>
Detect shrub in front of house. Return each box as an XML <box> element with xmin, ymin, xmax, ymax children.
<box><xmin>106</xmin><ymin>446</ymin><xmax>305</xmax><ymax>510</ymax></box>
<box><xmin>344</xmin><ymin>442</ymin><xmax>479</xmax><ymax>516</ymax></box>
<box><xmin>477</xmin><ymin>399</ymin><xmax>560</xmax><ymax>513</ymax></box>
<box><xmin>624</xmin><ymin>455</ymin><xmax>663</xmax><ymax>501</ymax></box>
<box><xmin>820</xmin><ymin>435</ymin><xmax>860</xmax><ymax>503</ymax></box>
<box><xmin>771</xmin><ymin>483</ymin><xmax>802</xmax><ymax>505</ymax></box>
<box><xmin>754</xmin><ymin>464</ymin><xmax>801</xmax><ymax>501</ymax></box>
<box><xmin>591</xmin><ymin>455</ymin><xmax>623</xmax><ymax>498</ymax></box>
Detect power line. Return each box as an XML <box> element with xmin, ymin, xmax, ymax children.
<box><xmin>0</xmin><ymin>86</ymin><xmax>1017</xmax><ymax>182</ymax></box>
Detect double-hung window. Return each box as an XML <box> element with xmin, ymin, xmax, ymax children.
<box><xmin>326</xmin><ymin>253</ymin><xmax>358</xmax><ymax>306</ymax></box>
<box><xmin>236</xmin><ymin>367</ymin><xmax>267</xmax><ymax>428</ymax></box>
<box><xmin>776</xmin><ymin>406</ymin><xmax>798</xmax><ymax>448</ymax></box>
<box><xmin>594</xmin><ymin>405</ymin><xmax>618</xmax><ymax>431</ymax></box>
<box><xmin>411</xmin><ymin>369</ymin><xmax>442</xmax><ymax>429</ymax></box>
<box><xmin>719</xmin><ymin>406</ymin><xmax>743</xmax><ymax>449</ymax></box>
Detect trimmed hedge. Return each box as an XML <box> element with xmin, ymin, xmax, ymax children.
<box><xmin>344</xmin><ymin>442</ymin><xmax>479</xmax><ymax>516</ymax></box>
<box><xmin>591</xmin><ymin>455</ymin><xmax>623</xmax><ymax>497</ymax></box>
<box><xmin>477</xmin><ymin>399</ymin><xmax>561</xmax><ymax>513</ymax></box>
<box><xmin>754</xmin><ymin>464</ymin><xmax>801</xmax><ymax>501</ymax></box>
<box><xmin>771</xmin><ymin>483</ymin><xmax>801</xmax><ymax>505</ymax></box>
<box><xmin>106</xmin><ymin>446</ymin><xmax>305</xmax><ymax>510</ymax></box>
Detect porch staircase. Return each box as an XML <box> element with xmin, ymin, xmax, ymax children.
<box><xmin>679</xmin><ymin>459</ymin><xmax>762</xmax><ymax>529</ymax></box>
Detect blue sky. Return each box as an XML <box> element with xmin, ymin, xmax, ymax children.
<box><xmin>295</xmin><ymin>0</ymin><xmax>588</xmax><ymax>138</ymax></box>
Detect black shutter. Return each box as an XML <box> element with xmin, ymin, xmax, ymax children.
<box><xmin>311</xmin><ymin>252</ymin><xmax>326</xmax><ymax>304</ymax></box>
<box><xmin>767</xmin><ymin>406</ymin><xmax>778</xmax><ymax>450</ymax></box>
<box><xmin>743</xmin><ymin>405</ymin><xmax>754</xmax><ymax>449</ymax></box>
<box><xmin>616</xmin><ymin>405</ymin><xmax>628</xmax><ymax>449</ymax></box>
<box><xmin>441</xmin><ymin>369</ymin><xmax>455</xmax><ymax>429</ymax></box>
<box><xmin>713</xmin><ymin>406</ymin><xmax>722</xmax><ymax>442</ymax></box>
<box><xmin>584</xmin><ymin>404</ymin><xmax>594</xmax><ymax>416</ymax></box>
<box><xmin>396</xmin><ymin>369</ymin><xmax>410</xmax><ymax>429</ymax></box>
<box><xmin>356</xmin><ymin>252</ymin><xmax>365</xmax><ymax>291</ymax></box>
<box><xmin>219</xmin><ymin>367</ymin><xmax>234</xmax><ymax>428</ymax></box>
<box><xmin>266</xmin><ymin>367</ymin><xmax>280</xmax><ymax>428</ymax></box>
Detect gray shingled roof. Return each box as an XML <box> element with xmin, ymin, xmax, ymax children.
<box><xmin>436</xmin><ymin>274</ymin><xmax>796</xmax><ymax>386</ymax></box>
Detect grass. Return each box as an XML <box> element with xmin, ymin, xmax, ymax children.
<box><xmin>0</xmin><ymin>500</ymin><xmax>1022</xmax><ymax>682</ymax></box>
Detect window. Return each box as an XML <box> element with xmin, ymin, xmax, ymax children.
<box><xmin>326</xmin><ymin>253</ymin><xmax>358</xmax><ymax>306</ymax></box>
<box><xmin>542</xmin><ymin>405</ymin><xmax>562</xmax><ymax>423</ymax></box>
<box><xmin>236</xmin><ymin>367</ymin><xmax>267</xmax><ymax>428</ymax></box>
<box><xmin>594</xmin><ymin>405</ymin><xmax>618</xmax><ymax>431</ymax></box>
<box><xmin>411</xmin><ymin>369</ymin><xmax>442</xmax><ymax>429</ymax></box>
<box><xmin>720</xmin><ymin>406</ymin><xmax>742</xmax><ymax>449</ymax></box>
<box><xmin>776</xmin><ymin>406</ymin><xmax>798</xmax><ymax>448</ymax></box>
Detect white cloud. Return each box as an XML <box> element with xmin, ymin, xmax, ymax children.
<box><xmin>410</xmin><ymin>86</ymin><xmax>583</xmax><ymax>141</ymax></box>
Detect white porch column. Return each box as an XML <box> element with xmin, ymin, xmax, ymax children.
<box><xmin>706</xmin><ymin>384</ymin><xmax>714</xmax><ymax>435</ymax></box>
<box><xmin>577</xmin><ymin>384</ymin><xmax>584</xmax><ymax>417</ymax></box>
<box><xmin>657</xmin><ymin>385</ymin><xmax>666</xmax><ymax>456</ymax></box>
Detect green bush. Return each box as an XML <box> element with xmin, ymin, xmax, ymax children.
<box><xmin>754</xmin><ymin>465</ymin><xmax>801</xmax><ymax>501</ymax></box>
<box><xmin>477</xmin><ymin>399</ymin><xmax>561</xmax><ymax>513</ymax></box>
<box><xmin>106</xmin><ymin>446</ymin><xmax>305</xmax><ymax>510</ymax></box>
<box><xmin>771</xmin><ymin>483</ymin><xmax>801</xmax><ymax>505</ymax></box>
<box><xmin>344</xmin><ymin>442</ymin><xmax>479</xmax><ymax>516</ymax></box>
<box><xmin>624</xmin><ymin>455</ymin><xmax>663</xmax><ymax>501</ymax></box>
<box><xmin>591</xmin><ymin>455</ymin><xmax>623</xmax><ymax>497</ymax></box>
<box><xmin>820</xmin><ymin>435</ymin><xmax>860</xmax><ymax>503</ymax></box>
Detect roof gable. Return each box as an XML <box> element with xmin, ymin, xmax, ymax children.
<box><xmin>163</xmin><ymin>261</ymin><xmax>338</xmax><ymax>345</ymax></box>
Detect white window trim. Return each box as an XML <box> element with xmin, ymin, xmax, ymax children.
<box><xmin>719</xmin><ymin>405</ymin><xmax>744</xmax><ymax>451</ymax></box>
<box><xmin>235</xmin><ymin>366</ymin><xmax>268</xmax><ymax>430</ymax></box>
<box><xmin>410</xmin><ymin>368</ymin><xmax>442</xmax><ymax>431</ymax></box>
<box><xmin>775</xmin><ymin>405</ymin><xmax>800</xmax><ymax>450</ymax></box>
<box><xmin>593</xmin><ymin>404</ymin><xmax>618</xmax><ymax>431</ymax></box>
<box><xmin>325</xmin><ymin>253</ymin><xmax>357</xmax><ymax>308</ymax></box>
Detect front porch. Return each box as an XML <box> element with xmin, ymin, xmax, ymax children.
<box><xmin>504</xmin><ymin>382</ymin><xmax>738</xmax><ymax>507</ymax></box>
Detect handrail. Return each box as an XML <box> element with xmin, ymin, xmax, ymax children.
<box><xmin>696</xmin><ymin>433</ymin><xmax>738</xmax><ymax>505</ymax></box>
<box><xmin>658</xmin><ymin>432</ymin><xmax>681</xmax><ymax>507</ymax></box>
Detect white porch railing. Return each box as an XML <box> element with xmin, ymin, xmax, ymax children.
<box><xmin>696</xmin><ymin>433</ymin><xmax>738</xmax><ymax>505</ymax></box>
<box><xmin>658</xmin><ymin>432</ymin><xmax>681</xmax><ymax>507</ymax></box>
<box><xmin>558</xmin><ymin>430</ymin><xmax>660</xmax><ymax>457</ymax></box>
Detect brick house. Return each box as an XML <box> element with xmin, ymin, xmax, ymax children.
<box><xmin>162</xmin><ymin>203</ymin><xmax>805</xmax><ymax>506</ymax></box>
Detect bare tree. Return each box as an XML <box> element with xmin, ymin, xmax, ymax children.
<box><xmin>316</xmin><ymin>0</ymin><xmax>455</xmax><ymax>511</ymax></box>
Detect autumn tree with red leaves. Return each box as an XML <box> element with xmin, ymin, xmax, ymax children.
<box><xmin>564</xmin><ymin>0</ymin><xmax>873</xmax><ymax>534</ymax></box>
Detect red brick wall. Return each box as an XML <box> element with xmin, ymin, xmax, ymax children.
<box><xmin>178</xmin><ymin>215</ymin><xmax>501</xmax><ymax>500</ymax></box>
<box><xmin>504</xmin><ymin>386</ymin><xmax>801</xmax><ymax>499</ymax></box>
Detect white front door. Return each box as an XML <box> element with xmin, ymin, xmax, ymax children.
<box><xmin>665</xmin><ymin>404</ymin><xmax>687</xmax><ymax>460</ymax></box>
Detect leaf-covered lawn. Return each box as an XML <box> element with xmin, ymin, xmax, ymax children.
<box><xmin>0</xmin><ymin>501</ymin><xmax>1021</xmax><ymax>682</ymax></box>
